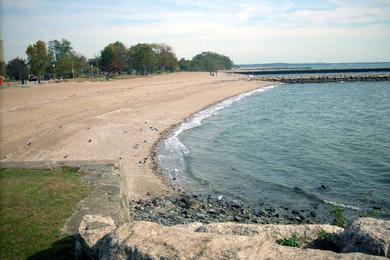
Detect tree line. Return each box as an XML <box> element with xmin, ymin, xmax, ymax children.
<box><xmin>1</xmin><ymin>39</ymin><xmax>234</xmax><ymax>83</ymax></box>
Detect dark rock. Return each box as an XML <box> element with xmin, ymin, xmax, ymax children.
<box><xmin>318</xmin><ymin>184</ymin><xmax>329</xmax><ymax>191</ymax></box>
<box><xmin>187</xmin><ymin>199</ymin><xmax>200</xmax><ymax>209</ymax></box>
<box><xmin>254</xmin><ymin>209</ymin><xmax>267</xmax><ymax>217</ymax></box>
<box><xmin>207</xmin><ymin>209</ymin><xmax>218</xmax><ymax>215</ymax></box>
<box><xmin>196</xmin><ymin>213</ymin><xmax>206</xmax><ymax>219</ymax></box>
<box><xmin>230</xmin><ymin>199</ymin><xmax>242</xmax><ymax>208</ymax></box>
<box><xmin>234</xmin><ymin>216</ymin><xmax>242</xmax><ymax>222</ymax></box>
<box><xmin>292</xmin><ymin>210</ymin><xmax>299</xmax><ymax>215</ymax></box>
<box><xmin>310</xmin><ymin>211</ymin><xmax>317</xmax><ymax>218</ymax></box>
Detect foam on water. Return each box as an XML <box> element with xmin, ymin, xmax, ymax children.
<box><xmin>158</xmin><ymin>85</ymin><xmax>277</xmax><ymax>182</ymax></box>
<box><xmin>158</xmin><ymin>81</ymin><xmax>390</xmax><ymax>217</ymax></box>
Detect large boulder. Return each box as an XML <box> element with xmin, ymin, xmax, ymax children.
<box><xmin>100</xmin><ymin>221</ymin><xmax>380</xmax><ymax>259</ymax></box>
<box><xmin>342</xmin><ymin>218</ymin><xmax>390</xmax><ymax>257</ymax></box>
<box><xmin>76</xmin><ymin>214</ymin><xmax>116</xmax><ymax>259</ymax></box>
<box><xmin>76</xmin><ymin>216</ymin><xmax>388</xmax><ymax>259</ymax></box>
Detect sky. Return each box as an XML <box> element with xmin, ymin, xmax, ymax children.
<box><xmin>1</xmin><ymin>0</ymin><xmax>390</xmax><ymax>64</ymax></box>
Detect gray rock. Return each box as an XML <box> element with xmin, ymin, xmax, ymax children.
<box><xmin>342</xmin><ymin>217</ymin><xmax>390</xmax><ymax>257</ymax></box>
<box><xmin>90</xmin><ymin>221</ymin><xmax>381</xmax><ymax>260</ymax></box>
<box><xmin>76</xmin><ymin>214</ymin><xmax>116</xmax><ymax>259</ymax></box>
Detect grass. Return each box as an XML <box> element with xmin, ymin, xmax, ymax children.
<box><xmin>276</xmin><ymin>235</ymin><xmax>301</xmax><ymax>248</ymax></box>
<box><xmin>330</xmin><ymin>206</ymin><xmax>346</xmax><ymax>228</ymax></box>
<box><xmin>0</xmin><ymin>167</ymin><xmax>91</xmax><ymax>259</ymax></box>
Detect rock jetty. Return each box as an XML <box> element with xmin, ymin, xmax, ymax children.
<box><xmin>243</xmin><ymin>74</ymin><xmax>390</xmax><ymax>83</ymax></box>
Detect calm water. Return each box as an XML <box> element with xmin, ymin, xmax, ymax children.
<box><xmin>158</xmin><ymin>81</ymin><xmax>390</xmax><ymax>216</ymax></box>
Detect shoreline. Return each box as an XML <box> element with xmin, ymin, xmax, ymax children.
<box><xmin>0</xmin><ymin>72</ymin><xmax>270</xmax><ymax>201</ymax></box>
<box><xmin>148</xmin><ymin>80</ymin><xmax>390</xmax><ymax>226</ymax></box>
<box><xmin>150</xmin><ymin>85</ymin><xmax>277</xmax><ymax>192</ymax></box>
<box><xmin>146</xmin><ymin>83</ymin><xmax>336</xmax><ymax>226</ymax></box>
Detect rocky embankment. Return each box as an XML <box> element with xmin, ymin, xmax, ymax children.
<box><xmin>76</xmin><ymin>216</ymin><xmax>389</xmax><ymax>259</ymax></box>
<box><xmin>128</xmin><ymin>194</ymin><xmax>325</xmax><ymax>226</ymax></box>
<box><xmin>246</xmin><ymin>74</ymin><xmax>390</xmax><ymax>83</ymax></box>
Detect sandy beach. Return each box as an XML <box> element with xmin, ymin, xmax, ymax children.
<box><xmin>0</xmin><ymin>72</ymin><xmax>269</xmax><ymax>200</ymax></box>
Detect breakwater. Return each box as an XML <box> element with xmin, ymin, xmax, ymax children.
<box><xmin>241</xmin><ymin>74</ymin><xmax>390</xmax><ymax>83</ymax></box>
<box><xmin>229</xmin><ymin>67</ymin><xmax>390</xmax><ymax>75</ymax></box>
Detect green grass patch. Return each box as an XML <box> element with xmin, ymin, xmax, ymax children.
<box><xmin>330</xmin><ymin>206</ymin><xmax>346</xmax><ymax>228</ymax></box>
<box><xmin>0</xmin><ymin>167</ymin><xmax>91</xmax><ymax>259</ymax></box>
<box><xmin>276</xmin><ymin>235</ymin><xmax>301</xmax><ymax>248</ymax></box>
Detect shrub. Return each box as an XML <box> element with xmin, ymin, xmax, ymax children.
<box><xmin>276</xmin><ymin>235</ymin><xmax>301</xmax><ymax>247</ymax></box>
<box><xmin>330</xmin><ymin>206</ymin><xmax>346</xmax><ymax>228</ymax></box>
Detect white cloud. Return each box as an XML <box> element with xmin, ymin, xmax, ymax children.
<box><xmin>2</xmin><ymin>0</ymin><xmax>390</xmax><ymax>63</ymax></box>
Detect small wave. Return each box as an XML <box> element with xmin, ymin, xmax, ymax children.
<box><xmin>158</xmin><ymin>84</ymin><xmax>277</xmax><ymax>181</ymax></box>
<box><xmin>324</xmin><ymin>200</ymin><xmax>361</xmax><ymax>210</ymax></box>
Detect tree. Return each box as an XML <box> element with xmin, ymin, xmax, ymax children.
<box><xmin>129</xmin><ymin>43</ymin><xmax>156</xmax><ymax>75</ymax></box>
<box><xmin>47</xmin><ymin>39</ymin><xmax>74</xmax><ymax>78</ymax></box>
<box><xmin>6</xmin><ymin>58</ymin><xmax>28</xmax><ymax>80</ymax></box>
<box><xmin>48</xmin><ymin>39</ymin><xmax>73</xmax><ymax>64</ymax></box>
<box><xmin>56</xmin><ymin>52</ymin><xmax>90</xmax><ymax>78</ymax></box>
<box><xmin>150</xmin><ymin>43</ymin><xmax>178</xmax><ymax>72</ymax></box>
<box><xmin>178</xmin><ymin>58</ymin><xmax>192</xmax><ymax>71</ymax></box>
<box><xmin>99</xmin><ymin>41</ymin><xmax>128</xmax><ymax>74</ymax></box>
<box><xmin>191</xmin><ymin>52</ymin><xmax>234</xmax><ymax>71</ymax></box>
<box><xmin>0</xmin><ymin>61</ymin><xmax>5</xmax><ymax>76</ymax></box>
<box><xmin>26</xmin><ymin>40</ymin><xmax>50</xmax><ymax>82</ymax></box>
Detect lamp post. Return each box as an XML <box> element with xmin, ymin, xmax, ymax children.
<box><xmin>91</xmin><ymin>64</ymin><xmax>94</xmax><ymax>77</ymax></box>
<box><xmin>52</xmin><ymin>64</ymin><xmax>56</xmax><ymax>80</ymax></box>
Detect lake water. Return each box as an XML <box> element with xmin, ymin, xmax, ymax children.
<box><xmin>158</xmin><ymin>81</ymin><xmax>390</xmax><ymax>217</ymax></box>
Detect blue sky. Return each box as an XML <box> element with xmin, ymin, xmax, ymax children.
<box><xmin>2</xmin><ymin>0</ymin><xmax>390</xmax><ymax>63</ymax></box>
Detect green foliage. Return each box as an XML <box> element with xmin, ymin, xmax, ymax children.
<box><xmin>178</xmin><ymin>58</ymin><xmax>192</xmax><ymax>71</ymax></box>
<box><xmin>56</xmin><ymin>52</ymin><xmax>90</xmax><ymax>78</ymax></box>
<box><xmin>129</xmin><ymin>43</ymin><xmax>157</xmax><ymax>75</ymax></box>
<box><xmin>6</xmin><ymin>58</ymin><xmax>28</xmax><ymax>80</ymax></box>
<box><xmin>330</xmin><ymin>206</ymin><xmax>346</xmax><ymax>228</ymax></box>
<box><xmin>276</xmin><ymin>235</ymin><xmax>301</xmax><ymax>247</ymax></box>
<box><xmin>26</xmin><ymin>40</ymin><xmax>50</xmax><ymax>82</ymax></box>
<box><xmin>318</xmin><ymin>230</ymin><xmax>333</xmax><ymax>241</ymax></box>
<box><xmin>150</xmin><ymin>43</ymin><xmax>178</xmax><ymax>72</ymax></box>
<box><xmin>190</xmin><ymin>51</ymin><xmax>234</xmax><ymax>71</ymax></box>
<box><xmin>358</xmin><ymin>208</ymin><xmax>380</xmax><ymax>218</ymax></box>
<box><xmin>0</xmin><ymin>167</ymin><xmax>91</xmax><ymax>259</ymax></box>
<box><xmin>100</xmin><ymin>41</ymin><xmax>129</xmax><ymax>73</ymax></box>
<box><xmin>48</xmin><ymin>39</ymin><xmax>73</xmax><ymax>64</ymax></box>
<box><xmin>0</xmin><ymin>60</ymin><xmax>5</xmax><ymax>76</ymax></box>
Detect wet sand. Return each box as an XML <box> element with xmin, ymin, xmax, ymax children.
<box><xmin>0</xmin><ymin>72</ymin><xmax>270</xmax><ymax>200</ymax></box>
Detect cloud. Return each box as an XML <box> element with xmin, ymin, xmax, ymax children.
<box><xmin>2</xmin><ymin>0</ymin><xmax>390</xmax><ymax>63</ymax></box>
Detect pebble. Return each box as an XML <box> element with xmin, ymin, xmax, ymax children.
<box><xmin>128</xmin><ymin>193</ymin><xmax>323</xmax><ymax>226</ymax></box>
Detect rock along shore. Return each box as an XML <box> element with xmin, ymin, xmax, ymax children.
<box><xmin>243</xmin><ymin>74</ymin><xmax>390</xmax><ymax>83</ymax></box>
<box><xmin>129</xmin><ymin>193</ymin><xmax>330</xmax><ymax>227</ymax></box>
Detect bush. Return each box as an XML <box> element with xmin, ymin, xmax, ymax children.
<box><xmin>330</xmin><ymin>206</ymin><xmax>346</xmax><ymax>228</ymax></box>
<box><xmin>276</xmin><ymin>235</ymin><xmax>301</xmax><ymax>247</ymax></box>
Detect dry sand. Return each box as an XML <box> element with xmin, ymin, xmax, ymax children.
<box><xmin>0</xmin><ymin>72</ymin><xmax>270</xmax><ymax>199</ymax></box>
